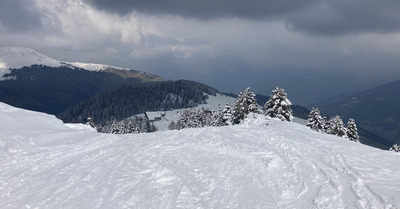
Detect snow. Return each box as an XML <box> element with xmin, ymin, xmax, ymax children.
<box><xmin>1</xmin><ymin>102</ymin><xmax>399</xmax><ymax>208</ymax></box>
<box><xmin>147</xmin><ymin>93</ymin><xmax>237</xmax><ymax>131</ymax></box>
<box><xmin>0</xmin><ymin>47</ymin><xmax>62</xmax><ymax>80</ymax></box>
<box><xmin>0</xmin><ymin>47</ymin><xmax>131</xmax><ymax>80</ymax></box>
<box><xmin>68</xmin><ymin>62</ymin><xmax>129</xmax><ymax>72</ymax></box>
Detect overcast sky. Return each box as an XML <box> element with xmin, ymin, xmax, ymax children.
<box><xmin>1</xmin><ymin>0</ymin><xmax>400</xmax><ymax>104</ymax></box>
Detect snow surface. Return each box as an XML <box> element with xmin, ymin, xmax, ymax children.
<box><xmin>0</xmin><ymin>47</ymin><xmax>130</xmax><ymax>80</ymax></box>
<box><xmin>1</xmin><ymin>102</ymin><xmax>399</xmax><ymax>209</ymax></box>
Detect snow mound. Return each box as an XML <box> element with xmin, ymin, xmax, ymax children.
<box><xmin>1</xmin><ymin>102</ymin><xmax>399</xmax><ymax>208</ymax></box>
<box><xmin>0</xmin><ymin>102</ymin><xmax>68</xmax><ymax>133</ymax></box>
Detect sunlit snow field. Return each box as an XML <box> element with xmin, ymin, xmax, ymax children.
<box><xmin>1</xmin><ymin>102</ymin><xmax>399</xmax><ymax>208</ymax></box>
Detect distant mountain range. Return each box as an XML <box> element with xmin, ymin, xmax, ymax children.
<box><xmin>317</xmin><ymin>79</ymin><xmax>400</xmax><ymax>146</ymax></box>
<box><xmin>0</xmin><ymin>47</ymin><xmax>163</xmax><ymax>114</ymax></box>
<box><xmin>1</xmin><ymin>47</ymin><xmax>396</xmax><ymax>148</ymax></box>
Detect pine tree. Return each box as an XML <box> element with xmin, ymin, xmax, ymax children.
<box><xmin>222</xmin><ymin>103</ymin><xmax>233</xmax><ymax>125</ymax></box>
<box><xmin>232</xmin><ymin>87</ymin><xmax>260</xmax><ymax>124</ymax></box>
<box><xmin>327</xmin><ymin>115</ymin><xmax>347</xmax><ymax>137</ymax></box>
<box><xmin>346</xmin><ymin>118</ymin><xmax>359</xmax><ymax>142</ymax></box>
<box><xmin>307</xmin><ymin>108</ymin><xmax>325</xmax><ymax>132</ymax></box>
<box><xmin>211</xmin><ymin>105</ymin><xmax>225</xmax><ymax>127</ymax></box>
<box><xmin>322</xmin><ymin>116</ymin><xmax>329</xmax><ymax>133</ymax></box>
<box><xmin>389</xmin><ymin>144</ymin><xmax>400</xmax><ymax>152</ymax></box>
<box><xmin>177</xmin><ymin>108</ymin><xmax>210</xmax><ymax>129</ymax></box>
<box><xmin>177</xmin><ymin>109</ymin><xmax>190</xmax><ymax>130</ymax></box>
<box><xmin>264</xmin><ymin>86</ymin><xmax>293</xmax><ymax>122</ymax></box>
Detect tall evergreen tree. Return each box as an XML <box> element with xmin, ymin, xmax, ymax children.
<box><xmin>327</xmin><ymin>115</ymin><xmax>347</xmax><ymax>137</ymax></box>
<box><xmin>307</xmin><ymin>108</ymin><xmax>325</xmax><ymax>132</ymax></box>
<box><xmin>346</xmin><ymin>118</ymin><xmax>359</xmax><ymax>142</ymax></box>
<box><xmin>264</xmin><ymin>86</ymin><xmax>293</xmax><ymax>122</ymax></box>
<box><xmin>211</xmin><ymin>105</ymin><xmax>225</xmax><ymax>127</ymax></box>
<box><xmin>232</xmin><ymin>87</ymin><xmax>260</xmax><ymax>124</ymax></box>
<box><xmin>222</xmin><ymin>103</ymin><xmax>233</xmax><ymax>125</ymax></box>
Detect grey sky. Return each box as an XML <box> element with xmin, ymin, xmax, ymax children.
<box><xmin>1</xmin><ymin>0</ymin><xmax>400</xmax><ymax>105</ymax></box>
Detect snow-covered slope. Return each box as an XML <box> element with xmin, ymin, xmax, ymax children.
<box><xmin>68</xmin><ymin>62</ymin><xmax>129</xmax><ymax>72</ymax></box>
<box><xmin>0</xmin><ymin>47</ymin><xmax>130</xmax><ymax>79</ymax></box>
<box><xmin>145</xmin><ymin>93</ymin><xmax>237</xmax><ymax>131</ymax></box>
<box><xmin>1</xmin><ymin>102</ymin><xmax>399</xmax><ymax>208</ymax></box>
<box><xmin>0</xmin><ymin>47</ymin><xmax>62</xmax><ymax>79</ymax></box>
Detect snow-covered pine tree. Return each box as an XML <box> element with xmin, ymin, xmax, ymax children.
<box><xmin>177</xmin><ymin>108</ymin><xmax>211</xmax><ymax>129</ymax></box>
<box><xmin>322</xmin><ymin>116</ymin><xmax>329</xmax><ymax>133</ymax></box>
<box><xmin>346</xmin><ymin>118</ymin><xmax>359</xmax><ymax>142</ymax></box>
<box><xmin>389</xmin><ymin>144</ymin><xmax>400</xmax><ymax>152</ymax></box>
<box><xmin>222</xmin><ymin>103</ymin><xmax>233</xmax><ymax>125</ymax></box>
<box><xmin>111</xmin><ymin>120</ymin><xmax>123</xmax><ymax>134</ymax></box>
<box><xmin>306</xmin><ymin>108</ymin><xmax>325</xmax><ymax>132</ymax></box>
<box><xmin>211</xmin><ymin>105</ymin><xmax>225</xmax><ymax>127</ymax></box>
<box><xmin>327</xmin><ymin>115</ymin><xmax>347</xmax><ymax>137</ymax></box>
<box><xmin>264</xmin><ymin>86</ymin><xmax>293</xmax><ymax>122</ymax></box>
<box><xmin>193</xmin><ymin>108</ymin><xmax>205</xmax><ymax>128</ymax></box>
<box><xmin>177</xmin><ymin>109</ymin><xmax>190</xmax><ymax>130</ymax></box>
<box><xmin>232</xmin><ymin>87</ymin><xmax>260</xmax><ymax>124</ymax></box>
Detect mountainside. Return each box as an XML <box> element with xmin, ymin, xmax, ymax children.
<box><xmin>1</xmin><ymin>102</ymin><xmax>399</xmax><ymax>208</ymax></box>
<box><xmin>0</xmin><ymin>47</ymin><xmax>163</xmax><ymax>114</ymax></box>
<box><xmin>58</xmin><ymin>80</ymin><xmax>219</xmax><ymax>123</ymax></box>
<box><xmin>317</xmin><ymin>79</ymin><xmax>400</xmax><ymax>145</ymax></box>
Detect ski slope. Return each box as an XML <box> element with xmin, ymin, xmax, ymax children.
<box><xmin>1</xmin><ymin>102</ymin><xmax>399</xmax><ymax>208</ymax></box>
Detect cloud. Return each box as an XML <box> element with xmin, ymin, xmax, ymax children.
<box><xmin>85</xmin><ymin>0</ymin><xmax>314</xmax><ymax>19</ymax></box>
<box><xmin>2</xmin><ymin>0</ymin><xmax>400</xmax><ymax>104</ymax></box>
<box><xmin>0</xmin><ymin>0</ymin><xmax>44</xmax><ymax>32</ymax></box>
<box><xmin>85</xmin><ymin>0</ymin><xmax>400</xmax><ymax>36</ymax></box>
<box><xmin>286</xmin><ymin>0</ymin><xmax>400</xmax><ymax>35</ymax></box>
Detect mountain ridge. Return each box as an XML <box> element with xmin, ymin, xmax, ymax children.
<box><xmin>317</xmin><ymin>78</ymin><xmax>400</xmax><ymax>145</ymax></box>
<box><xmin>0</xmin><ymin>47</ymin><xmax>163</xmax><ymax>82</ymax></box>
<box><xmin>0</xmin><ymin>47</ymin><xmax>164</xmax><ymax>115</ymax></box>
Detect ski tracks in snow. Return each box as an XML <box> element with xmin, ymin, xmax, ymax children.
<box><xmin>0</xmin><ymin>122</ymin><xmax>398</xmax><ymax>208</ymax></box>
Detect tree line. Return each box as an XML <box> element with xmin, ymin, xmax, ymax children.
<box><xmin>57</xmin><ymin>80</ymin><xmax>218</xmax><ymax>123</ymax></box>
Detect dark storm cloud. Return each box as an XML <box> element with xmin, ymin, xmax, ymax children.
<box><xmin>0</xmin><ymin>0</ymin><xmax>43</xmax><ymax>32</ymax></box>
<box><xmin>85</xmin><ymin>0</ymin><xmax>400</xmax><ymax>35</ymax></box>
<box><xmin>85</xmin><ymin>0</ymin><xmax>315</xmax><ymax>19</ymax></box>
<box><xmin>286</xmin><ymin>0</ymin><xmax>400</xmax><ymax>35</ymax></box>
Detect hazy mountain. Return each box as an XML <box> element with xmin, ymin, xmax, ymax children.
<box><xmin>317</xmin><ymin>79</ymin><xmax>400</xmax><ymax>146</ymax></box>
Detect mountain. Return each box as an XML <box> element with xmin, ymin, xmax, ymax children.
<box><xmin>57</xmin><ymin>80</ymin><xmax>220</xmax><ymax>123</ymax></box>
<box><xmin>317</xmin><ymin>79</ymin><xmax>400</xmax><ymax>146</ymax></box>
<box><xmin>0</xmin><ymin>47</ymin><xmax>163</xmax><ymax>114</ymax></box>
<box><xmin>1</xmin><ymin>102</ymin><xmax>399</xmax><ymax>208</ymax></box>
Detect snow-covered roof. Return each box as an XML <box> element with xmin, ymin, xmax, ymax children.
<box><xmin>145</xmin><ymin>111</ymin><xmax>163</xmax><ymax>120</ymax></box>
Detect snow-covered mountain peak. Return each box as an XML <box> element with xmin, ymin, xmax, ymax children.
<box><xmin>0</xmin><ymin>47</ymin><xmax>62</xmax><ymax>70</ymax></box>
<box><xmin>0</xmin><ymin>47</ymin><xmax>63</xmax><ymax>79</ymax></box>
<box><xmin>0</xmin><ymin>47</ymin><xmax>133</xmax><ymax>80</ymax></box>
